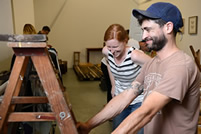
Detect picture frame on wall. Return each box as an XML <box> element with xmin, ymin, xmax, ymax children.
<box><xmin>188</xmin><ymin>16</ymin><xmax>198</xmax><ymax>34</ymax></box>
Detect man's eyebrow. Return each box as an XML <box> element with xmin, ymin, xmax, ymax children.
<box><xmin>141</xmin><ymin>27</ymin><xmax>153</xmax><ymax>32</ymax></box>
<box><xmin>142</xmin><ymin>27</ymin><xmax>149</xmax><ymax>30</ymax></box>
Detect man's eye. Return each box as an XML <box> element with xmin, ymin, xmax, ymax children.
<box><xmin>143</xmin><ymin>27</ymin><xmax>151</xmax><ymax>33</ymax></box>
<box><xmin>146</xmin><ymin>28</ymin><xmax>150</xmax><ymax>32</ymax></box>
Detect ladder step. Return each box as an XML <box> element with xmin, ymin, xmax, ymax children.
<box><xmin>0</xmin><ymin>97</ymin><xmax>48</xmax><ymax>104</ymax></box>
<box><xmin>8</xmin><ymin>112</ymin><xmax>56</xmax><ymax>122</ymax></box>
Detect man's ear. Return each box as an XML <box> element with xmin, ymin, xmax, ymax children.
<box><xmin>164</xmin><ymin>22</ymin><xmax>174</xmax><ymax>34</ymax></box>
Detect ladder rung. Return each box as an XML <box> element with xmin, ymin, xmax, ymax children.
<box><xmin>0</xmin><ymin>97</ymin><xmax>48</xmax><ymax>104</ymax></box>
<box><xmin>7</xmin><ymin>112</ymin><xmax>56</xmax><ymax>122</ymax></box>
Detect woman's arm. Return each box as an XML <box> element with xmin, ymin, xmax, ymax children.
<box><xmin>107</xmin><ymin>63</ymin><xmax>115</xmax><ymax>97</ymax></box>
<box><xmin>102</xmin><ymin>46</ymin><xmax>115</xmax><ymax>97</ymax></box>
<box><xmin>102</xmin><ymin>46</ymin><xmax>108</xmax><ymax>56</ymax></box>
<box><xmin>131</xmin><ymin>50</ymin><xmax>151</xmax><ymax>66</ymax></box>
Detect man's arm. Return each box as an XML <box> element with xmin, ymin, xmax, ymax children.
<box><xmin>77</xmin><ymin>81</ymin><xmax>143</xmax><ymax>134</ymax></box>
<box><xmin>112</xmin><ymin>91</ymin><xmax>172</xmax><ymax>134</ymax></box>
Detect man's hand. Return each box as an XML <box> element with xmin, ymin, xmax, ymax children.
<box><xmin>76</xmin><ymin>122</ymin><xmax>91</xmax><ymax>134</ymax></box>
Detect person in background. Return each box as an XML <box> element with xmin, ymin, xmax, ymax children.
<box><xmin>38</xmin><ymin>25</ymin><xmax>62</xmax><ymax>83</ymax></box>
<box><xmin>23</xmin><ymin>23</ymin><xmax>37</xmax><ymax>34</ymax></box>
<box><xmin>77</xmin><ymin>2</ymin><xmax>200</xmax><ymax>134</ymax></box>
<box><xmin>126</xmin><ymin>29</ymin><xmax>140</xmax><ymax>50</ymax></box>
<box><xmin>38</xmin><ymin>26</ymin><xmax>51</xmax><ymax>46</ymax></box>
<box><xmin>10</xmin><ymin>23</ymin><xmax>37</xmax><ymax>70</ymax></box>
<box><xmin>38</xmin><ymin>26</ymin><xmax>51</xmax><ymax>35</ymax></box>
<box><xmin>139</xmin><ymin>40</ymin><xmax>156</xmax><ymax>57</ymax></box>
<box><xmin>139</xmin><ymin>40</ymin><xmax>149</xmax><ymax>52</ymax></box>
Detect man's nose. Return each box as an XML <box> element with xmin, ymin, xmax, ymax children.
<box><xmin>142</xmin><ymin>30</ymin><xmax>148</xmax><ymax>41</ymax></box>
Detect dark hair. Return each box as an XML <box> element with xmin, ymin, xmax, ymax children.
<box><xmin>136</xmin><ymin>14</ymin><xmax>177</xmax><ymax>36</ymax></box>
<box><xmin>42</xmin><ymin>26</ymin><xmax>51</xmax><ymax>32</ymax></box>
<box><xmin>126</xmin><ymin>29</ymin><xmax>129</xmax><ymax>35</ymax></box>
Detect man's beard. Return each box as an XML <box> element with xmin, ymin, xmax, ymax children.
<box><xmin>145</xmin><ymin>33</ymin><xmax>167</xmax><ymax>52</ymax></box>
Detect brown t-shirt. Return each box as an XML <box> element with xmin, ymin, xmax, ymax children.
<box><xmin>136</xmin><ymin>50</ymin><xmax>200</xmax><ymax>134</ymax></box>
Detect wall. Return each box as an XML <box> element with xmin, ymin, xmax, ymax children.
<box><xmin>0</xmin><ymin>0</ymin><xmax>201</xmax><ymax>70</ymax></box>
<box><xmin>0</xmin><ymin>0</ymin><xmax>35</xmax><ymax>71</ymax></box>
<box><xmin>12</xmin><ymin>0</ymin><xmax>35</xmax><ymax>34</ymax></box>
<box><xmin>34</xmin><ymin>0</ymin><xmax>138</xmax><ymax>68</ymax></box>
<box><xmin>138</xmin><ymin>0</ymin><xmax>201</xmax><ymax>58</ymax></box>
<box><xmin>0</xmin><ymin>0</ymin><xmax>14</xmax><ymax>71</ymax></box>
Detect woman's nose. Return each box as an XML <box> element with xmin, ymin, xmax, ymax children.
<box><xmin>110</xmin><ymin>49</ymin><xmax>115</xmax><ymax>53</ymax></box>
<box><xmin>108</xmin><ymin>48</ymin><xmax>113</xmax><ymax>53</ymax></box>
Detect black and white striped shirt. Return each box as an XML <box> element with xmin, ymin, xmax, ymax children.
<box><xmin>108</xmin><ymin>47</ymin><xmax>143</xmax><ymax>105</ymax></box>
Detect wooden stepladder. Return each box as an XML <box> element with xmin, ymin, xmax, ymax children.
<box><xmin>0</xmin><ymin>41</ymin><xmax>78</xmax><ymax>133</ymax></box>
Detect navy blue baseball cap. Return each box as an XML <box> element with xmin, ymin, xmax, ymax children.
<box><xmin>132</xmin><ymin>2</ymin><xmax>183</xmax><ymax>32</ymax></box>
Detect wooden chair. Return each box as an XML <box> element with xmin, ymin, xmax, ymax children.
<box><xmin>189</xmin><ymin>45</ymin><xmax>201</xmax><ymax>72</ymax></box>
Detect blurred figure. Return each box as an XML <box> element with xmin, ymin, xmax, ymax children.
<box><xmin>38</xmin><ymin>26</ymin><xmax>51</xmax><ymax>47</ymax></box>
<box><xmin>38</xmin><ymin>26</ymin><xmax>51</xmax><ymax>35</ymax></box>
<box><xmin>23</xmin><ymin>23</ymin><xmax>37</xmax><ymax>34</ymax></box>
<box><xmin>139</xmin><ymin>40</ymin><xmax>156</xmax><ymax>57</ymax></box>
<box><xmin>38</xmin><ymin>25</ymin><xmax>62</xmax><ymax>83</ymax></box>
<box><xmin>10</xmin><ymin>23</ymin><xmax>37</xmax><ymax>70</ymax></box>
<box><xmin>126</xmin><ymin>29</ymin><xmax>140</xmax><ymax>49</ymax></box>
<box><xmin>139</xmin><ymin>40</ymin><xmax>149</xmax><ymax>52</ymax></box>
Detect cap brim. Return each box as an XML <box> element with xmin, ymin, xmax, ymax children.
<box><xmin>132</xmin><ymin>9</ymin><xmax>160</xmax><ymax>19</ymax></box>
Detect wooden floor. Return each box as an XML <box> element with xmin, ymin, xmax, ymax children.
<box><xmin>55</xmin><ymin>68</ymin><xmax>112</xmax><ymax>134</ymax></box>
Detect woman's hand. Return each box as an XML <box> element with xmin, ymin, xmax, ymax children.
<box><xmin>111</xmin><ymin>86</ymin><xmax>115</xmax><ymax>97</ymax></box>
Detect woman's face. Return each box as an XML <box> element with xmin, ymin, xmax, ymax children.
<box><xmin>105</xmin><ymin>39</ymin><xmax>125</xmax><ymax>58</ymax></box>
